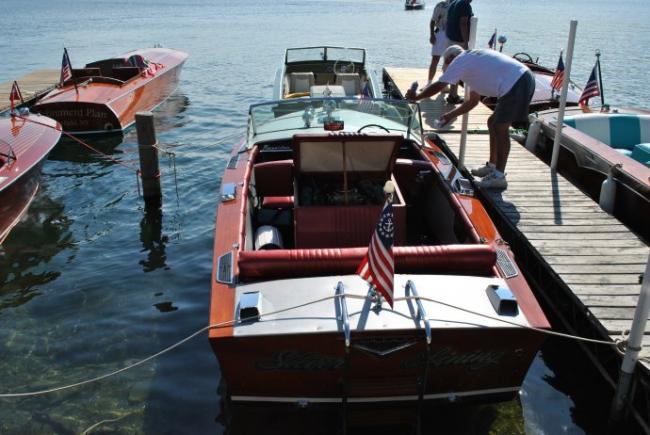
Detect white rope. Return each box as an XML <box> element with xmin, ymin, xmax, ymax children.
<box><xmin>0</xmin><ymin>292</ymin><xmax>624</xmax><ymax>398</ymax></box>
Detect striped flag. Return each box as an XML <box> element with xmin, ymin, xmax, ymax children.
<box><xmin>488</xmin><ymin>30</ymin><xmax>497</xmax><ymax>49</ymax></box>
<box><xmin>579</xmin><ymin>63</ymin><xmax>600</xmax><ymax>109</ymax></box>
<box><xmin>357</xmin><ymin>197</ymin><xmax>395</xmax><ymax>307</ymax></box>
<box><xmin>60</xmin><ymin>48</ymin><xmax>73</xmax><ymax>86</ymax></box>
<box><xmin>9</xmin><ymin>81</ymin><xmax>23</xmax><ymax>112</ymax></box>
<box><xmin>550</xmin><ymin>52</ymin><xmax>565</xmax><ymax>91</ymax></box>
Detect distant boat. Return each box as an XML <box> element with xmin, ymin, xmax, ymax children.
<box><xmin>0</xmin><ymin>113</ymin><xmax>61</xmax><ymax>244</ymax></box>
<box><xmin>32</xmin><ymin>47</ymin><xmax>188</xmax><ymax>134</ymax></box>
<box><xmin>209</xmin><ymin>55</ymin><xmax>550</xmax><ymax>405</ymax></box>
<box><xmin>405</xmin><ymin>0</ymin><xmax>425</xmax><ymax>10</ymax></box>
<box><xmin>273</xmin><ymin>46</ymin><xmax>382</xmax><ymax>100</ymax></box>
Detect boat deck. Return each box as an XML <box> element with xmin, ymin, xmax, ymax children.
<box><xmin>384</xmin><ymin>67</ymin><xmax>650</xmax><ymax>368</ymax></box>
<box><xmin>0</xmin><ymin>69</ymin><xmax>59</xmax><ymax>114</ymax></box>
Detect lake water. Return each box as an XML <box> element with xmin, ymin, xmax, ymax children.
<box><xmin>1</xmin><ymin>0</ymin><xmax>648</xmax><ymax>433</ymax></box>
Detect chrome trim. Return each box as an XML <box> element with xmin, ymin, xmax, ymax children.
<box><xmin>454</xmin><ymin>177</ymin><xmax>474</xmax><ymax>196</ymax></box>
<box><xmin>405</xmin><ymin>280</ymin><xmax>431</xmax><ymax>344</ymax></box>
<box><xmin>353</xmin><ymin>341</ymin><xmax>416</xmax><ymax>357</ymax></box>
<box><xmin>336</xmin><ymin>281</ymin><xmax>351</xmax><ymax>347</ymax></box>
<box><xmin>216</xmin><ymin>251</ymin><xmax>234</xmax><ymax>284</ymax></box>
<box><xmin>230</xmin><ymin>386</ymin><xmax>521</xmax><ymax>403</ymax></box>
<box><xmin>486</xmin><ymin>284</ymin><xmax>518</xmax><ymax>316</ymax></box>
<box><xmin>496</xmin><ymin>248</ymin><xmax>519</xmax><ymax>278</ymax></box>
<box><xmin>220</xmin><ymin>182</ymin><xmax>236</xmax><ymax>202</ymax></box>
<box><xmin>238</xmin><ymin>291</ymin><xmax>262</xmax><ymax>322</ymax></box>
<box><xmin>227</xmin><ymin>154</ymin><xmax>239</xmax><ymax>169</ymax></box>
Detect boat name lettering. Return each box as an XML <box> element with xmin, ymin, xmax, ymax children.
<box><xmin>256</xmin><ymin>351</ymin><xmax>344</xmax><ymax>371</ymax></box>
<box><xmin>404</xmin><ymin>347</ymin><xmax>507</xmax><ymax>372</ymax></box>
<box><xmin>45</xmin><ymin>108</ymin><xmax>108</xmax><ymax>120</ymax></box>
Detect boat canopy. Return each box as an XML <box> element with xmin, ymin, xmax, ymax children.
<box><xmin>285</xmin><ymin>46</ymin><xmax>365</xmax><ymax>65</ymax></box>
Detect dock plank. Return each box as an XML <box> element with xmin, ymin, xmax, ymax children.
<box><xmin>0</xmin><ymin>69</ymin><xmax>59</xmax><ymax>113</ymax></box>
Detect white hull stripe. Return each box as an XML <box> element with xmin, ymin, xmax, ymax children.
<box><xmin>231</xmin><ymin>386</ymin><xmax>520</xmax><ymax>403</ymax></box>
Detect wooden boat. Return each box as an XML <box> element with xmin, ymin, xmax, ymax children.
<box><xmin>209</xmin><ymin>94</ymin><xmax>550</xmax><ymax>406</ymax></box>
<box><xmin>528</xmin><ymin>108</ymin><xmax>650</xmax><ymax>242</ymax></box>
<box><xmin>0</xmin><ymin>112</ymin><xmax>61</xmax><ymax>243</ymax></box>
<box><xmin>482</xmin><ymin>52</ymin><xmax>581</xmax><ymax>115</ymax></box>
<box><xmin>405</xmin><ymin>0</ymin><xmax>425</xmax><ymax>10</ymax></box>
<box><xmin>274</xmin><ymin>46</ymin><xmax>382</xmax><ymax>100</ymax></box>
<box><xmin>32</xmin><ymin>48</ymin><xmax>188</xmax><ymax>134</ymax></box>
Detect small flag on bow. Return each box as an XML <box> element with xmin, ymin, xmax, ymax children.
<box><xmin>60</xmin><ymin>48</ymin><xmax>73</xmax><ymax>87</ymax></box>
<box><xmin>9</xmin><ymin>81</ymin><xmax>23</xmax><ymax>113</ymax></box>
<box><xmin>579</xmin><ymin>63</ymin><xmax>600</xmax><ymax>111</ymax></box>
<box><xmin>550</xmin><ymin>51</ymin><xmax>565</xmax><ymax>92</ymax></box>
<box><xmin>357</xmin><ymin>182</ymin><xmax>395</xmax><ymax>307</ymax></box>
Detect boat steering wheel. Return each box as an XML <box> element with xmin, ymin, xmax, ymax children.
<box><xmin>357</xmin><ymin>124</ymin><xmax>390</xmax><ymax>133</ymax></box>
<box><xmin>513</xmin><ymin>52</ymin><xmax>534</xmax><ymax>64</ymax></box>
<box><xmin>333</xmin><ymin>58</ymin><xmax>356</xmax><ymax>74</ymax></box>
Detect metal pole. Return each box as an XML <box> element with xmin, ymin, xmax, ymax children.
<box><xmin>136</xmin><ymin>112</ymin><xmax>162</xmax><ymax>209</ymax></box>
<box><xmin>596</xmin><ymin>50</ymin><xmax>605</xmax><ymax>107</ymax></box>
<box><xmin>610</xmin><ymin>255</ymin><xmax>650</xmax><ymax>422</ymax></box>
<box><xmin>550</xmin><ymin>20</ymin><xmax>578</xmax><ymax>171</ymax></box>
<box><xmin>458</xmin><ymin>16</ymin><xmax>478</xmax><ymax>170</ymax></box>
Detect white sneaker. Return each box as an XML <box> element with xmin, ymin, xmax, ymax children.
<box><xmin>470</xmin><ymin>162</ymin><xmax>495</xmax><ymax>177</ymax></box>
<box><xmin>477</xmin><ymin>172</ymin><xmax>508</xmax><ymax>189</ymax></box>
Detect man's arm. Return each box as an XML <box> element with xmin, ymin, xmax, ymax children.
<box><xmin>406</xmin><ymin>81</ymin><xmax>448</xmax><ymax>101</ymax></box>
<box><xmin>430</xmin><ymin>19</ymin><xmax>437</xmax><ymax>44</ymax></box>
<box><xmin>441</xmin><ymin>90</ymin><xmax>480</xmax><ymax>122</ymax></box>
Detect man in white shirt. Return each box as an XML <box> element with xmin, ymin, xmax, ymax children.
<box><xmin>406</xmin><ymin>45</ymin><xmax>535</xmax><ymax>189</ymax></box>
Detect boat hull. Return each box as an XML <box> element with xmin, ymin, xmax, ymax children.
<box><xmin>0</xmin><ymin>162</ymin><xmax>41</xmax><ymax>244</ymax></box>
<box><xmin>212</xmin><ymin>327</ymin><xmax>542</xmax><ymax>403</ymax></box>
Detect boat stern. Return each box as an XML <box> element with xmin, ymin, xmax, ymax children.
<box><xmin>32</xmin><ymin>102</ymin><xmax>121</xmax><ymax>134</ymax></box>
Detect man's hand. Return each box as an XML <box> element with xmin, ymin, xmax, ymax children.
<box><xmin>430</xmin><ymin>34</ymin><xmax>436</xmax><ymax>45</ymax></box>
<box><xmin>405</xmin><ymin>88</ymin><xmax>418</xmax><ymax>101</ymax></box>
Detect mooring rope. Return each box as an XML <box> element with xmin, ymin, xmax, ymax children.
<box><xmin>0</xmin><ymin>292</ymin><xmax>635</xmax><ymax>399</ymax></box>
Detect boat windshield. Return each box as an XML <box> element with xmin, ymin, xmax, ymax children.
<box><xmin>285</xmin><ymin>47</ymin><xmax>365</xmax><ymax>64</ymax></box>
<box><xmin>249</xmin><ymin>98</ymin><xmax>423</xmax><ymax>142</ymax></box>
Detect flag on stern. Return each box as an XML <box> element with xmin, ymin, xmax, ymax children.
<box><xmin>357</xmin><ymin>195</ymin><xmax>395</xmax><ymax>307</ymax></box>
<box><xmin>9</xmin><ymin>81</ymin><xmax>23</xmax><ymax>112</ymax></box>
<box><xmin>550</xmin><ymin>52</ymin><xmax>565</xmax><ymax>92</ymax></box>
<box><xmin>488</xmin><ymin>30</ymin><xmax>497</xmax><ymax>49</ymax></box>
<box><xmin>579</xmin><ymin>63</ymin><xmax>600</xmax><ymax>110</ymax></box>
<box><xmin>60</xmin><ymin>48</ymin><xmax>73</xmax><ymax>87</ymax></box>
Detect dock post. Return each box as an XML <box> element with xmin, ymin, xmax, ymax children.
<box><xmin>551</xmin><ymin>20</ymin><xmax>578</xmax><ymax>171</ymax></box>
<box><xmin>610</xmin><ymin>255</ymin><xmax>650</xmax><ymax>423</ymax></box>
<box><xmin>135</xmin><ymin>112</ymin><xmax>162</xmax><ymax>209</ymax></box>
<box><xmin>458</xmin><ymin>16</ymin><xmax>478</xmax><ymax>169</ymax></box>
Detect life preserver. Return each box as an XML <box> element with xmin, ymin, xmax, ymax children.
<box><xmin>284</xmin><ymin>92</ymin><xmax>310</xmax><ymax>99</ymax></box>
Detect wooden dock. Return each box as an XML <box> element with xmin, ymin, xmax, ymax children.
<box><xmin>384</xmin><ymin>67</ymin><xmax>650</xmax><ymax>366</ymax></box>
<box><xmin>0</xmin><ymin>70</ymin><xmax>59</xmax><ymax>113</ymax></box>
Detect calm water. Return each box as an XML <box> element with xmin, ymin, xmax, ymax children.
<box><xmin>1</xmin><ymin>1</ymin><xmax>648</xmax><ymax>433</ymax></box>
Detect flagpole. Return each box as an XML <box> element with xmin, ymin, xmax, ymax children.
<box><xmin>595</xmin><ymin>49</ymin><xmax>605</xmax><ymax>108</ymax></box>
<box><xmin>65</xmin><ymin>48</ymin><xmax>79</xmax><ymax>94</ymax></box>
<box><xmin>458</xmin><ymin>16</ymin><xmax>478</xmax><ymax>170</ymax></box>
<box><xmin>551</xmin><ymin>20</ymin><xmax>578</xmax><ymax>172</ymax></box>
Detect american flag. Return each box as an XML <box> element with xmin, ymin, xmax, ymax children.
<box><xmin>357</xmin><ymin>197</ymin><xmax>395</xmax><ymax>307</ymax></box>
<box><xmin>9</xmin><ymin>81</ymin><xmax>23</xmax><ymax>112</ymax></box>
<box><xmin>550</xmin><ymin>52</ymin><xmax>565</xmax><ymax>92</ymax></box>
<box><xmin>60</xmin><ymin>48</ymin><xmax>73</xmax><ymax>86</ymax></box>
<box><xmin>488</xmin><ymin>30</ymin><xmax>497</xmax><ymax>49</ymax></box>
<box><xmin>579</xmin><ymin>63</ymin><xmax>600</xmax><ymax>108</ymax></box>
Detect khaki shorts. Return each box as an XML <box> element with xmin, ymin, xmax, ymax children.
<box><xmin>493</xmin><ymin>70</ymin><xmax>535</xmax><ymax>124</ymax></box>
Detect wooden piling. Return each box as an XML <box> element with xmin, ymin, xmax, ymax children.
<box><xmin>135</xmin><ymin>112</ymin><xmax>162</xmax><ymax>209</ymax></box>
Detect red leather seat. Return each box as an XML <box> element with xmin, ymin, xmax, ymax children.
<box><xmin>238</xmin><ymin>244</ymin><xmax>496</xmax><ymax>280</ymax></box>
<box><xmin>254</xmin><ymin>160</ymin><xmax>294</xmax><ymax>209</ymax></box>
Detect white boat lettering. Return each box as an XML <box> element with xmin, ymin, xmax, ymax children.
<box><xmin>256</xmin><ymin>351</ymin><xmax>344</xmax><ymax>371</ymax></box>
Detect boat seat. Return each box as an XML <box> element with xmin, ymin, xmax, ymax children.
<box><xmin>253</xmin><ymin>159</ymin><xmax>295</xmax><ymax>209</ymax></box>
<box><xmin>238</xmin><ymin>244</ymin><xmax>497</xmax><ymax>281</ymax></box>
<box><xmin>111</xmin><ymin>66</ymin><xmax>141</xmax><ymax>82</ymax></box>
<box><xmin>335</xmin><ymin>73</ymin><xmax>362</xmax><ymax>96</ymax></box>
<box><xmin>289</xmin><ymin>72</ymin><xmax>315</xmax><ymax>94</ymax></box>
<box><xmin>631</xmin><ymin>143</ymin><xmax>650</xmax><ymax>166</ymax></box>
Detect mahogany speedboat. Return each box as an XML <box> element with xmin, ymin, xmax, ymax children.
<box><xmin>0</xmin><ymin>113</ymin><xmax>61</xmax><ymax>244</ymax></box>
<box><xmin>274</xmin><ymin>46</ymin><xmax>382</xmax><ymax>100</ymax></box>
<box><xmin>32</xmin><ymin>47</ymin><xmax>188</xmax><ymax>134</ymax></box>
<box><xmin>209</xmin><ymin>95</ymin><xmax>550</xmax><ymax>407</ymax></box>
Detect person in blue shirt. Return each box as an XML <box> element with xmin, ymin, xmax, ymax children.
<box><xmin>444</xmin><ymin>0</ymin><xmax>473</xmax><ymax>105</ymax></box>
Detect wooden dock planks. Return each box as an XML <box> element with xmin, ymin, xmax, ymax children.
<box><xmin>384</xmin><ymin>67</ymin><xmax>650</xmax><ymax>366</ymax></box>
<box><xmin>0</xmin><ymin>70</ymin><xmax>59</xmax><ymax>113</ymax></box>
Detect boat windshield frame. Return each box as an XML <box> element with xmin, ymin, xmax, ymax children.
<box><xmin>284</xmin><ymin>46</ymin><xmax>366</xmax><ymax>65</ymax></box>
<box><xmin>247</xmin><ymin>97</ymin><xmax>423</xmax><ymax>145</ymax></box>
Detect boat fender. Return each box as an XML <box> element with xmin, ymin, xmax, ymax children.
<box><xmin>599</xmin><ymin>163</ymin><xmax>621</xmax><ymax>215</ymax></box>
<box><xmin>525</xmin><ymin>119</ymin><xmax>541</xmax><ymax>151</ymax></box>
<box><xmin>254</xmin><ymin>225</ymin><xmax>284</xmax><ymax>250</ymax></box>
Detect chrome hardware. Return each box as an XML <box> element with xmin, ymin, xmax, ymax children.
<box><xmin>454</xmin><ymin>177</ymin><xmax>474</xmax><ymax>196</ymax></box>
<box><xmin>238</xmin><ymin>291</ymin><xmax>262</xmax><ymax>322</ymax></box>
<box><xmin>216</xmin><ymin>251</ymin><xmax>234</xmax><ymax>284</ymax></box>
<box><xmin>495</xmin><ymin>248</ymin><xmax>518</xmax><ymax>278</ymax></box>
<box><xmin>227</xmin><ymin>154</ymin><xmax>239</xmax><ymax>169</ymax></box>
<box><xmin>220</xmin><ymin>182</ymin><xmax>236</xmax><ymax>202</ymax></box>
<box><xmin>336</xmin><ymin>281</ymin><xmax>351</xmax><ymax>347</ymax></box>
<box><xmin>405</xmin><ymin>280</ymin><xmax>431</xmax><ymax>345</ymax></box>
<box><xmin>486</xmin><ymin>284</ymin><xmax>518</xmax><ymax>316</ymax></box>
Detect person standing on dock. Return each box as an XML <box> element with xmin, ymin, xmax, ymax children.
<box><xmin>426</xmin><ymin>0</ymin><xmax>451</xmax><ymax>87</ymax></box>
<box><xmin>444</xmin><ymin>0</ymin><xmax>473</xmax><ymax>105</ymax></box>
<box><xmin>406</xmin><ymin>45</ymin><xmax>535</xmax><ymax>189</ymax></box>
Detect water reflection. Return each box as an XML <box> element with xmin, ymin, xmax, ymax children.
<box><xmin>139</xmin><ymin>207</ymin><xmax>168</xmax><ymax>273</ymax></box>
<box><xmin>47</xmin><ymin>132</ymin><xmax>126</xmax><ymax>164</ymax></box>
